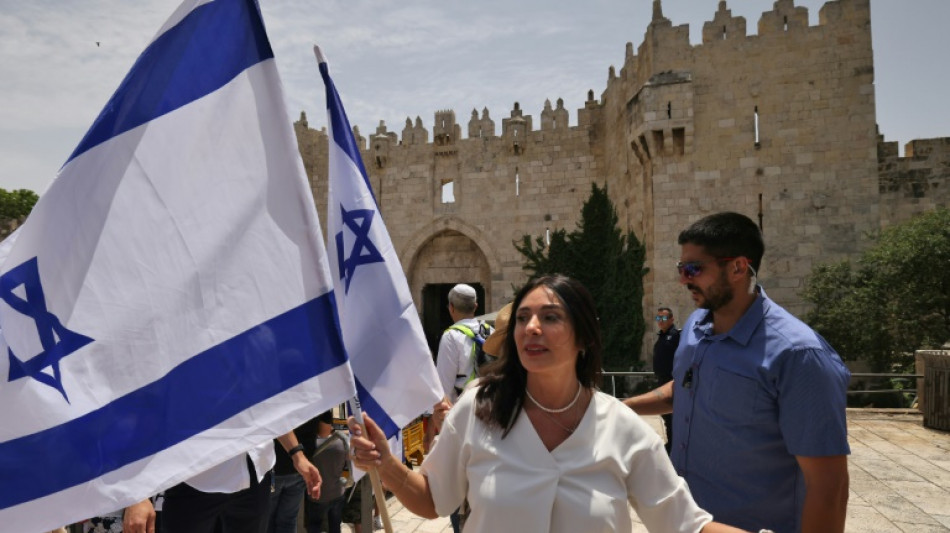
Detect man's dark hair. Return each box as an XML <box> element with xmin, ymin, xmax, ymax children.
<box><xmin>657</xmin><ymin>307</ymin><xmax>673</xmax><ymax>316</ymax></box>
<box><xmin>678</xmin><ymin>212</ymin><xmax>764</xmax><ymax>272</ymax></box>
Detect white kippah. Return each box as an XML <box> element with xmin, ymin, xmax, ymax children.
<box><xmin>451</xmin><ymin>284</ymin><xmax>476</xmax><ymax>298</ymax></box>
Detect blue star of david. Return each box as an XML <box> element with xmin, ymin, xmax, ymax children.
<box><xmin>0</xmin><ymin>257</ymin><xmax>94</xmax><ymax>403</ymax></box>
<box><xmin>335</xmin><ymin>205</ymin><xmax>384</xmax><ymax>293</ymax></box>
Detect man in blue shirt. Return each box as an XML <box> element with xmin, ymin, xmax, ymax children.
<box><xmin>624</xmin><ymin>212</ymin><xmax>850</xmax><ymax>533</ymax></box>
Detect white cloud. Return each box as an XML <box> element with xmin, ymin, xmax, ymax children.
<box><xmin>1</xmin><ymin>0</ymin><xmax>948</xmax><ymax>193</ymax></box>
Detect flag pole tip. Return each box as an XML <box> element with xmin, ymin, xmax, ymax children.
<box><xmin>313</xmin><ymin>45</ymin><xmax>327</xmax><ymax>65</ymax></box>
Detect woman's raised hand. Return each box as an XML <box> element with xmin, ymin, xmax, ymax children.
<box><xmin>347</xmin><ymin>412</ymin><xmax>391</xmax><ymax>469</ymax></box>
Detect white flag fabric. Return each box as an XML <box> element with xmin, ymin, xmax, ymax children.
<box><xmin>316</xmin><ymin>48</ymin><xmax>443</xmax><ymax>439</ymax></box>
<box><xmin>0</xmin><ymin>1</ymin><xmax>355</xmax><ymax>530</ymax></box>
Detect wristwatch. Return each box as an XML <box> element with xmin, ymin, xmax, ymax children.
<box><xmin>287</xmin><ymin>444</ymin><xmax>305</xmax><ymax>456</ymax></box>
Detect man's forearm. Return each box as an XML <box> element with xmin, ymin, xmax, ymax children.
<box><xmin>276</xmin><ymin>431</ymin><xmax>300</xmax><ymax>452</ymax></box>
<box><xmin>623</xmin><ymin>380</ymin><xmax>674</xmax><ymax>415</ymax></box>
<box><xmin>800</xmin><ymin>487</ymin><xmax>848</xmax><ymax>533</ymax></box>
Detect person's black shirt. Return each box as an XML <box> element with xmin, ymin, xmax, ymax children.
<box><xmin>273</xmin><ymin>417</ymin><xmax>319</xmax><ymax>476</ymax></box>
<box><xmin>652</xmin><ymin>327</ymin><xmax>680</xmax><ymax>384</ymax></box>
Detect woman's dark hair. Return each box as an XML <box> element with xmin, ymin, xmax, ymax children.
<box><xmin>474</xmin><ymin>274</ymin><xmax>602</xmax><ymax>437</ymax></box>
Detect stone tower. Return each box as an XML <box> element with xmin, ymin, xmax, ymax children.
<box><xmin>295</xmin><ymin>0</ymin><xmax>949</xmax><ymax>358</ymax></box>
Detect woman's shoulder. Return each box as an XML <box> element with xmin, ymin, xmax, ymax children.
<box><xmin>456</xmin><ymin>382</ymin><xmax>481</xmax><ymax>406</ymax></box>
<box><xmin>445</xmin><ymin>383</ymin><xmax>481</xmax><ymax>424</ymax></box>
<box><xmin>438</xmin><ymin>383</ymin><xmax>495</xmax><ymax>443</ymax></box>
<box><xmin>592</xmin><ymin>390</ymin><xmax>653</xmax><ymax>431</ymax></box>
<box><xmin>592</xmin><ymin>389</ymin><xmax>628</xmax><ymax>410</ymax></box>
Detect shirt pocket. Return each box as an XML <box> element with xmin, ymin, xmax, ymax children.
<box><xmin>709</xmin><ymin>367</ymin><xmax>771</xmax><ymax>425</ymax></box>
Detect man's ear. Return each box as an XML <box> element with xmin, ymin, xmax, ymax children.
<box><xmin>735</xmin><ymin>257</ymin><xmax>754</xmax><ymax>277</ymax></box>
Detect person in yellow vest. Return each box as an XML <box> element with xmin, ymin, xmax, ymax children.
<box><xmin>433</xmin><ymin>283</ymin><xmax>480</xmax><ymax>532</ymax></box>
<box><xmin>435</xmin><ymin>284</ymin><xmax>481</xmax><ymax>405</ymax></box>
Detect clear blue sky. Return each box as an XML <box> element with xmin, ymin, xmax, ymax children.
<box><xmin>1</xmin><ymin>0</ymin><xmax>946</xmax><ymax>194</ymax></box>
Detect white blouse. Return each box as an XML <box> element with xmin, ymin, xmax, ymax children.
<box><xmin>419</xmin><ymin>389</ymin><xmax>712</xmax><ymax>533</ymax></box>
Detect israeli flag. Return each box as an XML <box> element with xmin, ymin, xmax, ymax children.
<box><xmin>0</xmin><ymin>1</ymin><xmax>355</xmax><ymax>530</ymax></box>
<box><xmin>316</xmin><ymin>47</ymin><xmax>443</xmax><ymax>439</ymax></box>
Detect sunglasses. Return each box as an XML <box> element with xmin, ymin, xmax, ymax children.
<box><xmin>675</xmin><ymin>257</ymin><xmax>736</xmax><ymax>279</ymax></box>
<box><xmin>655</xmin><ymin>315</ymin><xmax>670</xmax><ymax>322</ymax></box>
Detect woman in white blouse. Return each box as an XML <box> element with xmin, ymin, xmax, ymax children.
<box><xmin>349</xmin><ymin>275</ymin><xmax>748</xmax><ymax>533</ymax></box>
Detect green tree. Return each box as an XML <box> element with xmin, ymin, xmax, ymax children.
<box><xmin>514</xmin><ymin>228</ymin><xmax>570</xmax><ymax>278</ymax></box>
<box><xmin>0</xmin><ymin>188</ymin><xmax>39</xmax><ymax>239</ymax></box>
<box><xmin>514</xmin><ymin>183</ymin><xmax>648</xmax><ymax>373</ymax></box>
<box><xmin>0</xmin><ymin>188</ymin><xmax>39</xmax><ymax>220</ymax></box>
<box><xmin>802</xmin><ymin>208</ymin><xmax>950</xmax><ymax>372</ymax></box>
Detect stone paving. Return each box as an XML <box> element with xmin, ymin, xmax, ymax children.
<box><xmin>376</xmin><ymin>410</ymin><xmax>950</xmax><ymax>532</ymax></box>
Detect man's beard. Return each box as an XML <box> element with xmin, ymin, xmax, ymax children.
<box><xmin>687</xmin><ymin>271</ymin><xmax>734</xmax><ymax>311</ymax></box>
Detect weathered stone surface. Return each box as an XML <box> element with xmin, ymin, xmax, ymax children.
<box><xmin>295</xmin><ymin>0</ymin><xmax>949</xmax><ymax>360</ymax></box>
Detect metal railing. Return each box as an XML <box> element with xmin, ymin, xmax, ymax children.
<box><xmin>600</xmin><ymin>371</ymin><xmax>923</xmax><ymax>402</ymax></box>
<box><xmin>848</xmin><ymin>373</ymin><xmax>922</xmax><ymax>397</ymax></box>
<box><xmin>601</xmin><ymin>371</ymin><xmax>654</xmax><ymax>397</ymax></box>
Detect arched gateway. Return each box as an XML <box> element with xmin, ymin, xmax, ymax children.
<box><xmin>402</xmin><ymin>219</ymin><xmax>501</xmax><ymax>354</ymax></box>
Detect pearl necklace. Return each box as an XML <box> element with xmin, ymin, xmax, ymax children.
<box><xmin>525</xmin><ymin>382</ymin><xmax>583</xmax><ymax>413</ymax></box>
<box><xmin>536</xmin><ymin>406</ymin><xmax>580</xmax><ymax>434</ymax></box>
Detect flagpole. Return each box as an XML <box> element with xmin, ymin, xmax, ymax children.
<box><xmin>314</xmin><ymin>44</ymin><xmax>394</xmax><ymax>533</ymax></box>
<box><xmin>347</xmin><ymin>395</ymin><xmax>394</xmax><ymax>533</ymax></box>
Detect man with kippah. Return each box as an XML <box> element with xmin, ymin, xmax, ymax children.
<box><xmin>434</xmin><ymin>283</ymin><xmax>479</xmax><ymax>533</ymax></box>
<box><xmin>436</xmin><ymin>284</ymin><xmax>480</xmax><ymax>405</ymax></box>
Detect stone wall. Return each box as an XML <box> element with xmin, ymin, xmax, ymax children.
<box><xmin>879</xmin><ymin>137</ymin><xmax>950</xmax><ymax>227</ymax></box>
<box><xmin>295</xmin><ymin>0</ymin><xmax>950</xmax><ymax>361</ymax></box>
<box><xmin>299</xmin><ymin>103</ymin><xmax>598</xmax><ymax>315</ymax></box>
<box><xmin>601</xmin><ymin>0</ymin><xmax>880</xmax><ymax>329</ymax></box>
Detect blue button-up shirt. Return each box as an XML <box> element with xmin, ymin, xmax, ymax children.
<box><xmin>671</xmin><ymin>288</ymin><xmax>850</xmax><ymax>532</ymax></box>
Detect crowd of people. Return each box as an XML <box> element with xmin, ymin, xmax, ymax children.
<box><xmin>72</xmin><ymin>211</ymin><xmax>850</xmax><ymax>533</ymax></box>
<box><xmin>73</xmin><ymin>411</ymin><xmax>369</xmax><ymax>533</ymax></box>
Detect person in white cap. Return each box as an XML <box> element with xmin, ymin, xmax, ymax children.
<box><xmin>433</xmin><ymin>283</ymin><xmax>480</xmax><ymax>533</ymax></box>
<box><xmin>435</xmin><ymin>284</ymin><xmax>480</xmax><ymax>405</ymax></box>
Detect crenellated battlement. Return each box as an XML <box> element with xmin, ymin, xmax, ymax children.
<box><xmin>702</xmin><ymin>1</ymin><xmax>748</xmax><ymax>44</ymax></box>
<box><xmin>540</xmin><ymin>99</ymin><xmax>570</xmax><ymax>131</ymax></box>
<box><xmin>878</xmin><ymin>137</ymin><xmax>950</xmax><ymax>195</ymax></box>
<box><xmin>878</xmin><ymin>137</ymin><xmax>950</xmax><ymax>226</ymax></box>
<box><xmin>432</xmin><ymin>109</ymin><xmax>460</xmax><ymax>147</ymax></box>
<box><xmin>293</xmin><ymin>0</ymin><xmax>945</xmax><ymax>359</ymax></box>
<box><xmin>468</xmin><ymin>108</ymin><xmax>495</xmax><ymax>139</ymax></box>
<box><xmin>607</xmin><ymin>0</ymin><xmax>873</xmax><ymax>106</ymax></box>
<box><xmin>402</xmin><ymin>116</ymin><xmax>428</xmax><ymax>146</ymax></box>
<box><xmin>303</xmin><ymin>0</ymin><xmax>875</xmax><ymax>158</ymax></box>
<box><xmin>758</xmin><ymin>0</ymin><xmax>810</xmax><ymax>35</ymax></box>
